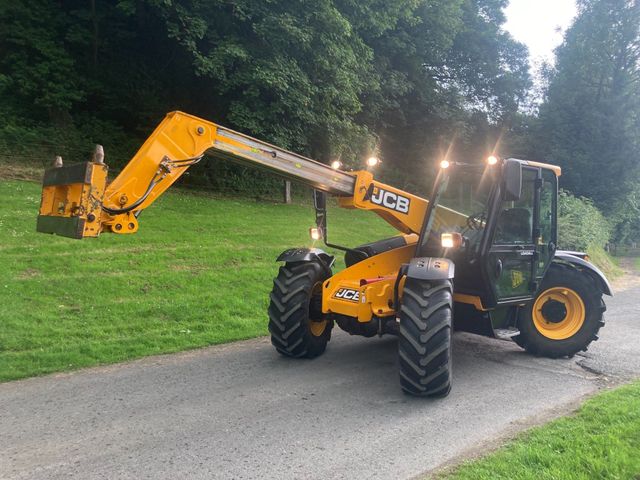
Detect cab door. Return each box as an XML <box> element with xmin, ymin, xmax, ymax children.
<box><xmin>485</xmin><ymin>166</ymin><xmax>540</xmax><ymax>304</ymax></box>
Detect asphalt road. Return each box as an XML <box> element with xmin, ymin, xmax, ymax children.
<box><xmin>2</xmin><ymin>272</ymin><xmax>639</xmax><ymax>480</ymax></box>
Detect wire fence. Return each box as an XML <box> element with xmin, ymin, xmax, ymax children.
<box><xmin>611</xmin><ymin>245</ymin><xmax>640</xmax><ymax>257</ymax></box>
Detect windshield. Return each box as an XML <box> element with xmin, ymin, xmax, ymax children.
<box><xmin>431</xmin><ymin>165</ymin><xmax>495</xmax><ymax>250</ymax></box>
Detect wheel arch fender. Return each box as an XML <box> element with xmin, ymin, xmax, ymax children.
<box><xmin>406</xmin><ymin>257</ymin><xmax>455</xmax><ymax>281</ymax></box>
<box><xmin>552</xmin><ymin>251</ymin><xmax>612</xmax><ymax>296</ymax></box>
<box><xmin>276</xmin><ymin>247</ymin><xmax>335</xmax><ymax>270</ymax></box>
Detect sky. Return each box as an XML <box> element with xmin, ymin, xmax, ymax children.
<box><xmin>504</xmin><ymin>0</ymin><xmax>578</xmax><ymax>67</ymax></box>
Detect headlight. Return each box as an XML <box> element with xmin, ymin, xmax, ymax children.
<box><xmin>441</xmin><ymin>232</ymin><xmax>463</xmax><ymax>249</ymax></box>
<box><xmin>309</xmin><ymin>227</ymin><xmax>322</xmax><ymax>241</ymax></box>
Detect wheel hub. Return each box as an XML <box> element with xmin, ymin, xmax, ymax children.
<box><xmin>532</xmin><ymin>287</ymin><xmax>586</xmax><ymax>340</ymax></box>
<box><xmin>540</xmin><ymin>299</ymin><xmax>567</xmax><ymax>324</ymax></box>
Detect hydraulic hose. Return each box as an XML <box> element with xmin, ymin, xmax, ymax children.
<box><xmin>102</xmin><ymin>155</ymin><xmax>203</xmax><ymax>215</ymax></box>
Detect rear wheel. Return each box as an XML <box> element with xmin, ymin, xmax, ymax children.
<box><xmin>268</xmin><ymin>261</ymin><xmax>333</xmax><ymax>358</ymax></box>
<box><xmin>514</xmin><ymin>263</ymin><xmax>605</xmax><ymax>358</ymax></box>
<box><xmin>398</xmin><ymin>278</ymin><xmax>453</xmax><ymax>397</ymax></box>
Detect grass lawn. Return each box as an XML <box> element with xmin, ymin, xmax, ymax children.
<box><xmin>0</xmin><ymin>179</ymin><xmax>394</xmax><ymax>381</ymax></box>
<box><xmin>443</xmin><ymin>381</ymin><xmax>640</xmax><ymax>480</ymax></box>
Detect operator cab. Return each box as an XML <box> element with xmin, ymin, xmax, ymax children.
<box><xmin>425</xmin><ymin>158</ymin><xmax>559</xmax><ymax>310</ymax></box>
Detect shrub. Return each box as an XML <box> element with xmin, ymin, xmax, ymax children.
<box><xmin>558</xmin><ymin>190</ymin><xmax>611</xmax><ymax>251</ymax></box>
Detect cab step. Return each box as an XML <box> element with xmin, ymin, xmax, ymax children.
<box><xmin>494</xmin><ymin>328</ymin><xmax>520</xmax><ymax>340</ymax></box>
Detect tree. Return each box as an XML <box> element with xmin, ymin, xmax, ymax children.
<box><xmin>0</xmin><ymin>1</ymin><xmax>84</xmax><ymax>126</ymax></box>
<box><xmin>143</xmin><ymin>0</ymin><xmax>376</xmax><ymax>161</ymax></box>
<box><xmin>0</xmin><ymin>0</ymin><xmax>530</xmax><ymax>188</ymax></box>
<box><xmin>339</xmin><ymin>0</ymin><xmax>530</xmax><ymax>190</ymax></box>
<box><xmin>536</xmin><ymin>0</ymin><xmax>640</xmax><ymax>211</ymax></box>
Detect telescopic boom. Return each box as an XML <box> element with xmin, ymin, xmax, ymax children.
<box><xmin>37</xmin><ymin>111</ymin><xmax>463</xmax><ymax>239</ymax></box>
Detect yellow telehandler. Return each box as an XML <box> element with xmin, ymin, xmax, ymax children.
<box><xmin>37</xmin><ymin>111</ymin><xmax>611</xmax><ymax>397</ymax></box>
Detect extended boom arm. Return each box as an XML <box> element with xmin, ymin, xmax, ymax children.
<box><xmin>37</xmin><ymin>111</ymin><xmax>463</xmax><ymax>239</ymax></box>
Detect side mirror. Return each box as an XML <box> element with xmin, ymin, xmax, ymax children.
<box><xmin>502</xmin><ymin>159</ymin><xmax>522</xmax><ymax>201</ymax></box>
<box><xmin>313</xmin><ymin>189</ymin><xmax>327</xmax><ymax>211</ymax></box>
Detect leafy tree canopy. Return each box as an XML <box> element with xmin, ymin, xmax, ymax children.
<box><xmin>536</xmin><ymin>0</ymin><xmax>640</xmax><ymax>210</ymax></box>
<box><xmin>0</xmin><ymin>0</ymin><xmax>529</xmax><ymax>177</ymax></box>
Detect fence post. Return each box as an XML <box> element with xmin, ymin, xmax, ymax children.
<box><xmin>283</xmin><ymin>180</ymin><xmax>291</xmax><ymax>204</ymax></box>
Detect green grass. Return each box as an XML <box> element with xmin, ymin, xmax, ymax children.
<box><xmin>443</xmin><ymin>381</ymin><xmax>640</xmax><ymax>480</ymax></box>
<box><xmin>586</xmin><ymin>245</ymin><xmax>624</xmax><ymax>279</ymax></box>
<box><xmin>0</xmin><ymin>179</ymin><xmax>394</xmax><ymax>381</ymax></box>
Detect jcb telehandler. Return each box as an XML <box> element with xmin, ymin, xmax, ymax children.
<box><xmin>37</xmin><ymin>111</ymin><xmax>611</xmax><ymax>397</ymax></box>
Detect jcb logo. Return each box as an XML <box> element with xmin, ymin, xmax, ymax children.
<box><xmin>367</xmin><ymin>187</ymin><xmax>410</xmax><ymax>214</ymax></box>
<box><xmin>333</xmin><ymin>288</ymin><xmax>360</xmax><ymax>302</ymax></box>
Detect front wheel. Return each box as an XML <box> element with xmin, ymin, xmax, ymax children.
<box><xmin>514</xmin><ymin>263</ymin><xmax>606</xmax><ymax>358</ymax></box>
<box><xmin>398</xmin><ymin>278</ymin><xmax>453</xmax><ymax>397</ymax></box>
<box><xmin>268</xmin><ymin>261</ymin><xmax>333</xmax><ymax>358</ymax></box>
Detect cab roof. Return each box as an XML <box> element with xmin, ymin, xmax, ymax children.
<box><xmin>511</xmin><ymin>158</ymin><xmax>562</xmax><ymax>177</ymax></box>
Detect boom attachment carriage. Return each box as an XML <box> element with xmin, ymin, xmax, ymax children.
<box><xmin>38</xmin><ymin>159</ymin><xmax>108</xmax><ymax>239</ymax></box>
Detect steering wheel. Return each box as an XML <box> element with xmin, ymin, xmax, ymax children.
<box><xmin>466</xmin><ymin>211</ymin><xmax>486</xmax><ymax>231</ymax></box>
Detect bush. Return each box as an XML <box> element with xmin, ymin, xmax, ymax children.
<box><xmin>0</xmin><ymin>117</ymin><xmax>140</xmax><ymax>169</ymax></box>
<box><xmin>558</xmin><ymin>190</ymin><xmax>611</xmax><ymax>251</ymax></box>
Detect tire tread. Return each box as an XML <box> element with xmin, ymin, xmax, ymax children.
<box><xmin>398</xmin><ymin>278</ymin><xmax>453</xmax><ymax>397</ymax></box>
<box><xmin>268</xmin><ymin>262</ymin><xmax>332</xmax><ymax>359</ymax></box>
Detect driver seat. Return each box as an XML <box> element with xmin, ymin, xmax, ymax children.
<box><xmin>495</xmin><ymin>207</ymin><xmax>532</xmax><ymax>243</ymax></box>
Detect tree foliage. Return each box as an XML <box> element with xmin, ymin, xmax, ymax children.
<box><xmin>0</xmin><ymin>0</ymin><xmax>529</xmax><ymax>177</ymax></box>
<box><xmin>535</xmin><ymin>0</ymin><xmax>640</xmax><ymax>211</ymax></box>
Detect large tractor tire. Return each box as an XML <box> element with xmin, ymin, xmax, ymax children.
<box><xmin>398</xmin><ymin>278</ymin><xmax>453</xmax><ymax>397</ymax></box>
<box><xmin>514</xmin><ymin>263</ymin><xmax>605</xmax><ymax>358</ymax></box>
<box><xmin>268</xmin><ymin>260</ymin><xmax>333</xmax><ymax>358</ymax></box>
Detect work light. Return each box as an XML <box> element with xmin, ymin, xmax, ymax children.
<box><xmin>366</xmin><ymin>156</ymin><xmax>379</xmax><ymax>167</ymax></box>
<box><xmin>309</xmin><ymin>227</ymin><xmax>322</xmax><ymax>241</ymax></box>
<box><xmin>441</xmin><ymin>232</ymin><xmax>463</xmax><ymax>249</ymax></box>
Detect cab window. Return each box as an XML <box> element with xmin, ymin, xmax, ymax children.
<box><xmin>493</xmin><ymin>168</ymin><xmax>537</xmax><ymax>245</ymax></box>
<box><xmin>539</xmin><ymin>170</ymin><xmax>557</xmax><ymax>246</ymax></box>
